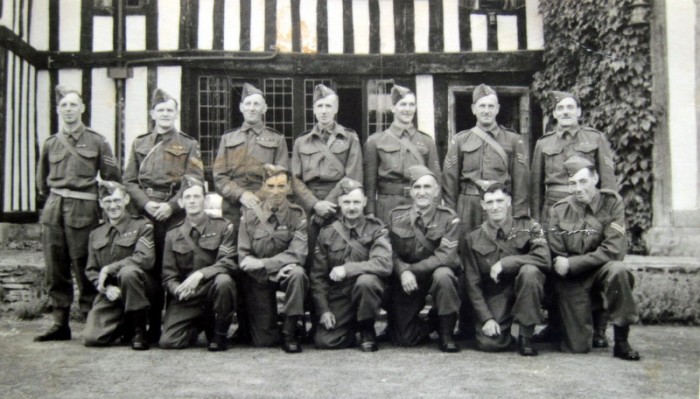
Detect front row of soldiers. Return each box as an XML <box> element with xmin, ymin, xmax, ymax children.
<box><xmin>34</xmin><ymin>82</ymin><xmax>640</xmax><ymax>361</ymax></box>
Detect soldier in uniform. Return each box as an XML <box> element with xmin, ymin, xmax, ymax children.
<box><xmin>123</xmin><ymin>88</ymin><xmax>204</xmax><ymax>342</ymax></box>
<box><xmin>386</xmin><ymin>165</ymin><xmax>461</xmax><ymax>352</ymax></box>
<box><xmin>311</xmin><ymin>178</ymin><xmax>392</xmax><ymax>351</ymax></box>
<box><xmin>35</xmin><ymin>85</ymin><xmax>120</xmax><ymax>341</ymax></box>
<box><xmin>441</xmin><ymin>84</ymin><xmax>530</xmax><ymax>340</ymax></box>
<box><xmin>548</xmin><ymin>155</ymin><xmax>640</xmax><ymax>360</ymax></box>
<box><xmin>363</xmin><ymin>85</ymin><xmax>441</xmax><ymax>222</ymax></box>
<box><xmin>463</xmin><ymin>183</ymin><xmax>550</xmax><ymax>356</ymax></box>
<box><xmin>159</xmin><ymin>175</ymin><xmax>238</xmax><ymax>351</ymax></box>
<box><xmin>238</xmin><ymin>165</ymin><xmax>309</xmax><ymax>353</ymax></box>
<box><xmin>83</xmin><ymin>181</ymin><xmax>155</xmax><ymax>350</ymax></box>
<box><xmin>530</xmin><ymin>90</ymin><xmax>617</xmax><ymax>345</ymax></box>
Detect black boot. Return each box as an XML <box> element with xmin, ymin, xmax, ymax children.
<box><xmin>358</xmin><ymin>319</ymin><xmax>378</xmax><ymax>352</ymax></box>
<box><xmin>34</xmin><ymin>308</ymin><xmax>71</xmax><ymax>342</ymax></box>
<box><xmin>208</xmin><ymin>316</ymin><xmax>231</xmax><ymax>352</ymax></box>
<box><xmin>613</xmin><ymin>325</ymin><xmax>640</xmax><ymax>361</ymax></box>
<box><xmin>518</xmin><ymin>335</ymin><xmax>538</xmax><ymax>356</ymax></box>
<box><xmin>129</xmin><ymin>309</ymin><xmax>150</xmax><ymax>351</ymax></box>
<box><xmin>592</xmin><ymin>310</ymin><xmax>609</xmax><ymax>348</ymax></box>
<box><xmin>438</xmin><ymin>314</ymin><xmax>459</xmax><ymax>353</ymax></box>
<box><xmin>282</xmin><ymin>316</ymin><xmax>302</xmax><ymax>353</ymax></box>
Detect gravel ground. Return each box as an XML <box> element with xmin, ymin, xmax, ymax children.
<box><xmin>0</xmin><ymin>316</ymin><xmax>698</xmax><ymax>399</ymax></box>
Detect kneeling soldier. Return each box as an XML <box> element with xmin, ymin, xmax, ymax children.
<box><xmin>312</xmin><ymin>178</ymin><xmax>392</xmax><ymax>351</ymax></box>
<box><xmin>464</xmin><ymin>183</ymin><xmax>550</xmax><ymax>356</ymax></box>
<box><xmin>387</xmin><ymin>165</ymin><xmax>461</xmax><ymax>352</ymax></box>
<box><xmin>84</xmin><ymin>181</ymin><xmax>155</xmax><ymax>350</ymax></box>
<box><xmin>548</xmin><ymin>156</ymin><xmax>640</xmax><ymax>360</ymax></box>
<box><xmin>238</xmin><ymin>165</ymin><xmax>309</xmax><ymax>353</ymax></box>
<box><xmin>159</xmin><ymin>175</ymin><xmax>238</xmax><ymax>351</ymax></box>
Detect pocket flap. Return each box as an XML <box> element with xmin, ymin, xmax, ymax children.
<box><xmin>49</xmin><ymin>152</ymin><xmax>67</xmax><ymax>163</ymax></box>
<box><xmin>76</xmin><ymin>148</ymin><xmax>98</xmax><ymax>159</ymax></box>
<box><xmin>376</xmin><ymin>142</ymin><xmax>400</xmax><ymax>153</ymax></box>
<box><xmin>114</xmin><ymin>235</ymin><xmax>138</xmax><ymax>247</ymax></box>
<box><xmin>92</xmin><ymin>238</ymin><xmax>109</xmax><ymax>250</ymax></box>
<box><xmin>199</xmin><ymin>237</ymin><xmax>220</xmax><ymax>251</ymax></box>
<box><xmin>225</xmin><ymin>134</ymin><xmax>246</xmax><ymax>147</ymax></box>
<box><xmin>165</xmin><ymin>146</ymin><xmax>188</xmax><ymax>157</ymax></box>
<box><xmin>574</xmin><ymin>143</ymin><xmax>598</xmax><ymax>153</ymax></box>
<box><xmin>542</xmin><ymin>146</ymin><xmax>563</xmax><ymax>156</ymax></box>
<box><xmin>391</xmin><ymin>227</ymin><xmax>414</xmax><ymax>239</ymax></box>
<box><xmin>460</xmin><ymin>139</ymin><xmax>482</xmax><ymax>153</ymax></box>
<box><xmin>472</xmin><ymin>240</ymin><xmax>496</xmax><ymax>256</ymax></box>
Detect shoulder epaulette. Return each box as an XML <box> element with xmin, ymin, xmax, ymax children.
<box><xmin>343</xmin><ymin>127</ymin><xmax>357</xmax><ymax>134</ymax></box>
<box><xmin>416</xmin><ymin>130</ymin><xmax>432</xmax><ymax>138</ymax></box>
<box><xmin>265</xmin><ymin>126</ymin><xmax>284</xmax><ymax>136</ymax></box>
<box><xmin>539</xmin><ymin>130</ymin><xmax>556</xmax><ymax>139</ymax></box>
<box><xmin>168</xmin><ymin>219</ymin><xmax>185</xmax><ymax>230</ymax></box>
<box><xmin>552</xmin><ymin>196</ymin><xmax>572</xmax><ymax>208</ymax></box>
<box><xmin>581</xmin><ymin>126</ymin><xmax>604</xmax><ymax>135</ymax></box>
<box><xmin>436</xmin><ymin>205</ymin><xmax>458</xmax><ymax>217</ymax></box>
<box><xmin>135</xmin><ymin>132</ymin><xmax>152</xmax><ymax>139</ymax></box>
<box><xmin>365</xmin><ymin>215</ymin><xmax>385</xmax><ymax>227</ymax></box>
<box><xmin>223</xmin><ymin>127</ymin><xmax>243</xmax><ymax>136</ymax></box>
<box><xmin>599</xmin><ymin>188</ymin><xmax>623</xmax><ymax>201</ymax></box>
<box><xmin>179</xmin><ymin>131</ymin><xmax>197</xmax><ymax>141</ymax></box>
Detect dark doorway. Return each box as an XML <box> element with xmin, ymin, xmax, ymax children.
<box><xmin>453</xmin><ymin>91</ymin><xmax>522</xmax><ymax>134</ymax></box>
<box><xmin>336</xmin><ymin>86</ymin><xmax>364</xmax><ymax>143</ymax></box>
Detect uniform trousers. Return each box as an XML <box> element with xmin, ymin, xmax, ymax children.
<box><xmin>455</xmin><ymin>192</ymin><xmax>484</xmax><ymax>334</ymax></box>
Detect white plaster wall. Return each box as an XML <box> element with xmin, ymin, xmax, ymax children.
<box><xmin>300</xmin><ymin>0</ymin><xmax>318</xmax><ymax>53</ymax></box>
<box><xmin>497</xmin><ymin>15</ymin><xmax>518</xmax><ymax>51</ymax></box>
<box><xmin>443</xmin><ymin>0</ymin><xmax>460</xmax><ymax>52</ymax></box>
<box><xmin>224</xmin><ymin>0</ymin><xmax>241</xmax><ymax>51</ymax></box>
<box><xmin>378</xmin><ymin>0</ymin><xmax>395</xmax><ymax>54</ymax></box>
<box><xmin>276</xmin><ymin>0</ymin><xmax>293</xmax><ymax>52</ymax></box>
<box><xmin>250</xmin><ymin>0</ymin><xmax>266</xmax><ymax>51</ymax></box>
<box><xmin>415</xmin><ymin>75</ymin><xmax>435</xmax><ymax>139</ymax></box>
<box><xmin>327</xmin><ymin>0</ymin><xmax>344</xmax><ymax>54</ymax></box>
<box><xmin>470</xmin><ymin>14</ymin><xmax>487</xmax><ymax>51</ymax></box>
<box><xmin>124</xmin><ymin>67</ymin><xmax>149</xmax><ymax>165</ymax></box>
<box><xmin>30</xmin><ymin>0</ymin><xmax>50</xmax><ymax>50</ymax></box>
<box><xmin>198</xmin><ymin>0</ymin><xmax>215</xmax><ymax>50</ymax></box>
<box><xmin>91</xmin><ymin>68</ymin><xmax>117</xmax><ymax>152</ymax></box>
<box><xmin>59</xmin><ymin>0</ymin><xmax>81</xmax><ymax>51</ymax></box>
<box><xmin>126</xmin><ymin>15</ymin><xmax>146</xmax><ymax>51</ymax></box>
<box><xmin>0</xmin><ymin>0</ymin><xmax>12</xmax><ymax>31</ymax></box>
<box><xmin>413</xmin><ymin>0</ymin><xmax>430</xmax><ymax>53</ymax></box>
<box><xmin>525</xmin><ymin>0</ymin><xmax>544</xmax><ymax>50</ymax></box>
<box><xmin>158</xmin><ymin>0</ymin><xmax>180</xmax><ymax>50</ymax></box>
<box><xmin>36</xmin><ymin>71</ymin><xmax>52</xmax><ymax>147</ymax></box>
<box><xmin>93</xmin><ymin>16</ymin><xmax>114</xmax><ymax>52</ymax></box>
<box><xmin>351</xmin><ymin>0</ymin><xmax>368</xmax><ymax>54</ymax></box>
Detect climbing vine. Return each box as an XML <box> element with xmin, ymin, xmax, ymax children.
<box><xmin>532</xmin><ymin>0</ymin><xmax>655</xmax><ymax>254</ymax></box>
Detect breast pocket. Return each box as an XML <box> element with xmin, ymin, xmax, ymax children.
<box><xmin>472</xmin><ymin>241</ymin><xmax>497</xmax><ymax>275</ymax></box>
<box><xmin>172</xmin><ymin>239</ymin><xmax>195</xmax><ymax>274</ymax></box>
<box><xmin>390</xmin><ymin>227</ymin><xmax>415</xmax><ymax>256</ymax></box>
<box><xmin>573</xmin><ymin>143</ymin><xmax>599</xmax><ymax>165</ymax></box>
<box><xmin>542</xmin><ymin>146</ymin><xmax>564</xmax><ymax>177</ymax></box>
<box><xmin>48</xmin><ymin>151</ymin><xmax>68</xmax><ymax>180</ymax></box>
<box><xmin>328</xmin><ymin>240</ymin><xmax>348</xmax><ymax>266</ymax></box>
<box><xmin>377</xmin><ymin>142</ymin><xmax>401</xmax><ymax>171</ymax></box>
<box><xmin>164</xmin><ymin>146</ymin><xmax>189</xmax><ymax>177</ymax></box>
<box><xmin>73</xmin><ymin>148</ymin><xmax>98</xmax><ymax>177</ymax></box>
<box><xmin>558</xmin><ymin>221</ymin><xmax>586</xmax><ymax>254</ymax></box>
<box><xmin>253</xmin><ymin>139</ymin><xmax>280</xmax><ymax>164</ymax></box>
<box><xmin>460</xmin><ymin>140</ymin><xmax>483</xmax><ymax>174</ymax></box>
<box><xmin>113</xmin><ymin>235</ymin><xmax>138</xmax><ymax>259</ymax></box>
<box><xmin>330</xmin><ymin>140</ymin><xmax>350</xmax><ymax>166</ymax></box>
<box><xmin>298</xmin><ymin>146</ymin><xmax>323</xmax><ymax>174</ymax></box>
<box><xmin>199</xmin><ymin>236</ymin><xmax>221</xmax><ymax>260</ymax></box>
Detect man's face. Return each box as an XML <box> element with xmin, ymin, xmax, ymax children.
<box><xmin>481</xmin><ymin>189</ymin><xmax>512</xmax><ymax>224</ymax></box>
<box><xmin>56</xmin><ymin>93</ymin><xmax>85</xmax><ymax>125</ymax></box>
<box><xmin>410</xmin><ymin>175</ymin><xmax>439</xmax><ymax>209</ymax></box>
<box><xmin>471</xmin><ymin>94</ymin><xmax>500</xmax><ymax>127</ymax></box>
<box><xmin>264</xmin><ymin>174</ymin><xmax>291</xmax><ymax>208</ymax></box>
<box><xmin>239</xmin><ymin>94</ymin><xmax>267</xmax><ymax>124</ymax></box>
<box><xmin>338</xmin><ymin>189</ymin><xmax>366</xmax><ymax>221</ymax></box>
<box><xmin>391</xmin><ymin>94</ymin><xmax>417</xmax><ymax>125</ymax></box>
<box><xmin>314</xmin><ymin>95</ymin><xmax>338</xmax><ymax>127</ymax></box>
<box><xmin>553</xmin><ymin>97</ymin><xmax>581</xmax><ymax>128</ymax></box>
<box><xmin>178</xmin><ymin>185</ymin><xmax>206</xmax><ymax>216</ymax></box>
<box><xmin>568</xmin><ymin>167</ymin><xmax>599</xmax><ymax>205</ymax></box>
<box><xmin>100</xmin><ymin>190</ymin><xmax>130</xmax><ymax>223</ymax></box>
<box><xmin>150</xmin><ymin>99</ymin><xmax>179</xmax><ymax>131</ymax></box>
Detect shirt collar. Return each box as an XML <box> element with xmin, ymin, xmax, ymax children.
<box><xmin>262</xmin><ymin>199</ymin><xmax>290</xmax><ymax>222</ymax></box>
<box><xmin>312</xmin><ymin>122</ymin><xmax>346</xmax><ymax>138</ymax></box>
<box><xmin>342</xmin><ymin>215</ymin><xmax>367</xmax><ymax>235</ymax></box>
<box><xmin>484</xmin><ymin>216</ymin><xmax>513</xmax><ymax>240</ymax></box>
<box><xmin>107</xmin><ymin>213</ymin><xmax>133</xmax><ymax>235</ymax></box>
<box><xmin>187</xmin><ymin>214</ymin><xmax>210</xmax><ymax>235</ymax></box>
<box><xmin>411</xmin><ymin>204</ymin><xmax>437</xmax><ymax>225</ymax></box>
<box><xmin>389</xmin><ymin>122</ymin><xmax>416</xmax><ymax>138</ymax></box>
<box><xmin>555</xmin><ymin>124</ymin><xmax>580</xmax><ymax>138</ymax></box>
<box><xmin>242</xmin><ymin>121</ymin><xmax>265</xmax><ymax>135</ymax></box>
<box><xmin>476</xmin><ymin>123</ymin><xmax>502</xmax><ymax>139</ymax></box>
<box><xmin>62</xmin><ymin>123</ymin><xmax>86</xmax><ymax>139</ymax></box>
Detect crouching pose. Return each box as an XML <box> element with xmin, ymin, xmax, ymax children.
<box><xmin>463</xmin><ymin>183</ymin><xmax>550</xmax><ymax>356</ymax></box>
<box><xmin>159</xmin><ymin>175</ymin><xmax>237</xmax><ymax>351</ymax></box>
<box><xmin>84</xmin><ymin>181</ymin><xmax>156</xmax><ymax>350</ymax></box>
<box><xmin>312</xmin><ymin>178</ymin><xmax>392</xmax><ymax>351</ymax></box>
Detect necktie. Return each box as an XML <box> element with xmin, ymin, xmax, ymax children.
<box><xmin>108</xmin><ymin>227</ymin><xmax>119</xmax><ymax>259</ymax></box>
<box><xmin>349</xmin><ymin>228</ymin><xmax>359</xmax><ymax>240</ymax></box>
<box><xmin>321</xmin><ymin>129</ymin><xmax>330</xmax><ymax>144</ymax></box>
<box><xmin>414</xmin><ymin>215</ymin><xmax>426</xmax><ymax>234</ymax></box>
<box><xmin>497</xmin><ymin>228</ymin><xmax>506</xmax><ymax>240</ymax></box>
<box><xmin>191</xmin><ymin>227</ymin><xmax>201</xmax><ymax>244</ymax></box>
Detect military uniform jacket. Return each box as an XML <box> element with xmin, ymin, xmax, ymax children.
<box><xmin>123</xmin><ymin>128</ymin><xmax>203</xmax><ymax>210</ymax></box>
<box><xmin>442</xmin><ymin>125</ymin><xmax>529</xmax><ymax>217</ymax></box>
<box><xmin>387</xmin><ymin>204</ymin><xmax>460</xmax><ymax>276</ymax></box>
<box><xmin>292</xmin><ymin>122</ymin><xmax>363</xmax><ymax>211</ymax></box>
<box><xmin>37</xmin><ymin>124</ymin><xmax>120</xmax><ymax>196</ymax></box>
<box><xmin>530</xmin><ymin>125</ymin><xmax>617</xmax><ymax>220</ymax></box>
<box><xmin>238</xmin><ymin>200</ymin><xmax>308</xmax><ymax>276</ymax></box>
<box><xmin>464</xmin><ymin>216</ymin><xmax>551</xmax><ymax>323</ymax></box>
<box><xmin>85</xmin><ymin>215</ymin><xmax>155</xmax><ymax>287</ymax></box>
<box><xmin>162</xmin><ymin>215</ymin><xmax>237</xmax><ymax>295</ymax></box>
<box><xmin>311</xmin><ymin>216</ymin><xmax>392</xmax><ymax>315</ymax></box>
<box><xmin>213</xmin><ymin>123</ymin><xmax>289</xmax><ymax>204</ymax></box>
<box><xmin>547</xmin><ymin>190</ymin><xmax>627</xmax><ymax>277</ymax></box>
<box><xmin>363</xmin><ymin>123</ymin><xmax>441</xmax><ymax>216</ymax></box>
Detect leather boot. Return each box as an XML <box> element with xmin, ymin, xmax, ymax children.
<box><xmin>592</xmin><ymin>310</ymin><xmax>609</xmax><ymax>348</ymax></box>
<box><xmin>34</xmin><ymin>308</ymin><xmax>71</xmax><ymax>342</ymax></box>
<box><xmin>518</xmin><ymin>335</ymin><xmax>538</xmax><ymax>356</ymax></box>
<box><xmin>613</xmin><ymin>325</ymin><xmax>640</xmax><ymax>361</ymax></box>
<box><xmin>282</xmin><ymin>316</ymin><xmax>302</xmax><ymax>353</ymax></box>
<box><xmin>129</xmin><ymin>309</ymin><xmax>150</xmax><ymax>351</ymax></box>
<box><xmin>358</xmin><ymin>319</ymin><xmax>378</xmax><ymax>352</ymax></box>
<box><xmin>438</xmin><ymin>314</ymin><xmax>460</xmax><ymax>353</ymax></box>
<box><xmin>208</xmin><ymin>316</ymin><xmax>231</xmax><ymax>352</ymax></box>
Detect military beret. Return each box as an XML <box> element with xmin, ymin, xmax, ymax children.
<box><xmin>241</xmin><ymin>83</ymin><xmax>264</xmax><ymax>100</ymax></box>
<box><xmin>98</xmin><ymin>180</ymin><xmax>126</xmax><ymax>199</ymax></box>
<box><xmin>313</xmin><ymin>84</ymin><xmax>336</xmax><ymax>103</ymax></box>
<box><xmin>563</xmin><ymin>155</ymin><xmax>595</xmax><ymax>176</ymax></box>
<box><xmin>263</xmin><ymin>164</ymin><xmax>289</xmax><ymax>180</ymax></box>
<box><xmin>179</xmin><ymin>174</ymin><xmax>206</xmax><ymax>195</ymax></box>
<box><xmin>391</xmin><ymin>84</ymin><xmax>414</xmax><ymax>105</ymax></box>
<box><xmin>151</xmin><ymin>88</ymin><xmax>177</xmax><ymax>108</ymax></box>
<box><xmin>336</xmin><ymin>177</ymin><xmax>363</xmax><ymax>196</ymax></box>
<box><xmin>550</xmin><ymin>90</ymin><xmax>580</xmax><ymax>107</ymax></box>
<box><xmin>408</xmin><ymin>165</ymin><xmax>437</xmax><ymax>184</ymax></box>
<box><xmin>472</xmin><ymin>84</ymin><xmax>497</xmax><ymax>104</ymax></box>
<box><xmin>55</xmin><ymin>85</ymin><xmax>82</xmax><ymax>102</ymax></box>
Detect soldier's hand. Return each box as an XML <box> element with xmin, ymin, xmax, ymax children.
<box><xmin>275</xmin><ymin>264</ymin><xmax>296</xmax><ymax>281</ymax></box>
<box><xmin>490</xmin><ymin>261</ymin><xmax>503</xmax><ymax>283</ymax></box>
<box><xmin>153</xmin><ymin>203</ymin><xmax>173</xmax><ymax>221</ymax></box>
<box><xmin>400</xmin><ymin>270</ymin><xmax>419</xmax><ymax>294</ymax></box>
<box><xmin>554</xmin><ymin>256</ymin><xmax>570</xmax><ymax>277</ymax></box>
<box><xmin>98</xmin><ymin>268</ymin><xmax>110</xmax><ymax>292</ymax></box>
<box><xmin>105</xmin><ymin>285</ymin><xmax>121</xmax><ymax>302</ymax></box>
<box><xmin>241</xmin><ymin>256</ymin><xmax>265</xmax><ymax>272</ymax></box>
<box><xmin>482</xmin><ymin>319</ymin><xmax>501</xmax><ymax>337</ymax></box>
<box><xmin>329</xmin><ymin>266</ymin><xmax>347</xmax><ymax>282</ymax></box>
<box><xmin>144</xmin><ymin>201</ymin><xmax>160</xmax><ymax>217</ymax></box>
<box><xmin>176</xmin><ymin>271</ymin><xmax>204</xmax><ymax>300</ymax></box>
<box><xmin>240</xmin><ymin>191</ymin><xmax>260</xmax><ymax>208</ymax></box>
<box><xmin>320</xmin><ymin>312</ymin><xmax>336</xmax><ymax>329</ymax></box>
<box><xmin>313</xmin><ymin>200</ymin><xmax>337</xmax><ymax>217</ymax></box>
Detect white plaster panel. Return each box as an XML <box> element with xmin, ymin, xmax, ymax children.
<box><xmin>30</xmin><ymin>0</ymin><xmax>50</xmax><ymax>50</ymax></box>
<box><xmin>93</xmin><ymin>16</ymin><xmax>114</xmax><ymax>52</ymax></box>
<box><xmin>0</xmin><ymin>0</ymin><xmax>12</xmax><ymax>31</ymax></box>
<box><xmin>158</xmin><ymin>0</ymin><xmax>180</xmax><ymax>50</ymax></box>
<box><xmin>327</xmin><ymin>0</ymin><xmax>344</xmax><ymax>54</ymax></box>
<box><xmin>525</xmin><ymin>0</ymin><xmax>544</xmax><ymax>50</ymax></box>
<box><xmin>124</xmin><ymin>67</ymin><xmax>149</xmax><ymax>165</ymax></box>
<box><xmin>59</xmin><ymin>0</ymin><xmax>81</xmax><ymax>51</ymax></box>
<box><xmin>224</xmin><ymin>0</ymin><xmax>241</xmax><ymax>51</ymax></box>
<box><xmin>126</xmin><ymin>15</ymin><xmax>146</xmax><ymax>51</ymax></box>
<box><xmin>250</xmin><ymin>0</ymin><xmax>266</xmax><ymax>51</ymax></box>
<box><xmin>36</xmin><ymin>71</ymin><xmax>52</xmax><ymax>147</ymax></box>
<box><xmin>496</xmin><ymin>15</ymin><xmax>518</xmax><ymax>51</ymax></box>
<box><xmin>351</xmin><ymin>0</ymin><xmax>369</xmax><ymax>54</ymax></box>
<box><xmin>413</xmin><ymin>0</ymin><xmax>429</xmax><ymax>53</ymax></box>
<box><xmin>415</xmin><ymin>75</ymin><xmax>435</xmax><ymax>139</ymax></box>
<box><xmin>91</xmin><ymin>68</ymin><xmax>117</xmax><ymax>152</ymax></box>
<box><xmin>3</xmin><ymin>54</ymin><xmax>14</xmax><ymax>211</ymax></box>
<box><xmin>470</xmin><ymin>13</ymin><xmax>487</xmax><ymax>52</ymax></box>
<box><xmin>443</xmin><ymin>0</ymin><xmax>460</xmax><ymax>52</ymax></box>
<box><xmin>378</xmin><ymin>0</ymin><xmax>395</xmax><ymax>54</ymax></box>
<box><xmin>198</xmin><ymin>0</ymin><xmax>215</xmax><ymax>50</ymax></box>
<box><xmin>276</xmin><ymin>0</ymin><xmax>293</xmax><ymax>52</ymax></box>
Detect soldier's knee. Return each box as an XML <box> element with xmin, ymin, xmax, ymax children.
<box><xmin>286</xmin><ymin>265</ymin><xmax>308</xmax><ymax>282</ymax></box>
<box><xmin>605</xmin><ymin>261</ymin><xmax>628</xmax><ymax>276</ymax></box>
<box><xmin>355</xmin><ymin>274</ymin><xmax>382</xmax><ymax>292</ymax></box>
<box><xmin>517</xmin><ymin>265</ymin><xmax>544</xmax><ymax>284</ymax></box>
<box><xmin>118</xmin><ymin>265</ymin><xmax>143</xmax><ymax>284</ymax></box>
<box><xmin>213</xmin><ymin>273</ymin><xmax>235</xmax><ymax>289</ymax></box>
<box><xmin>432</xmin><ymin>267</ymin><xmax>457</xmax><ymax>287</ymax></box>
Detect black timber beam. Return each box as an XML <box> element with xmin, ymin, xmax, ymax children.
<box><xmin>0</xmin><ymin>26</ymin><xmax>45</xmax><ymax>67</ymax></box>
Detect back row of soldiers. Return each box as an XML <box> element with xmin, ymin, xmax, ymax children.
<box><xmin>34</xmin><ymin>82</ymin><xmax>640</xmax><ymax>361</ymax></box>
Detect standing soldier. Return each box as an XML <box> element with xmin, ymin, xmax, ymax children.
<box><xmin>123</xmin><ymin>88</ymin><xmax>203</xmax><ymax>343</ymax></box>
<box><xmin>387</xmin><ymin>166</ymin><xmax>461</xmax><ymax>352</ymax></box>
<box><xmin>548</xmin><ymin>156</ymin><xmax>640</xmax><ymax>360</ymax></box>
<box><xmin>35</xmin><ymin>85</ymin><xmax>120</xmax><ymax>342</ymax></box>
<box><xmin>530</xmin><ymin>90</ymin><xmax>617</xmax><ymax>345</ymax></box>
<box><xmin>159</xmin><ymin>175</ymin><xmax>238</xmax><ymax>351</ymax></box>
<box><xmin>311</xmin><ymin>178</ymin><xmax>392</xmax><ymax>351</ymax></box>
<box><xmin>238</xmin><ymin>165</ymin><xmax>309</xmax><ymax>353</ymax></box>
<box><xmin>363</xmin><ymin>84</ymin><xmax>441</xmax><ymax>222</ymax></box>
<box><xmin>441</xmin><ymin>84</ymin><xmax>530</xmax><ymax>339</ymax></box>
<box><xmin>463</xmin><ymin>183</ymin><xmax>550</xmax><ymax>356</ymax></box>
<box><xmin>83</xmin><ymin>181</ymin><xmax>155</xmax><ymax>350</ymax></box>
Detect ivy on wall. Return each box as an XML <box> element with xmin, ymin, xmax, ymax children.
<box><xmin>531</xmin><ymin>0</ymin><xmax>655</xmax><ymax>254</ymax></box>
